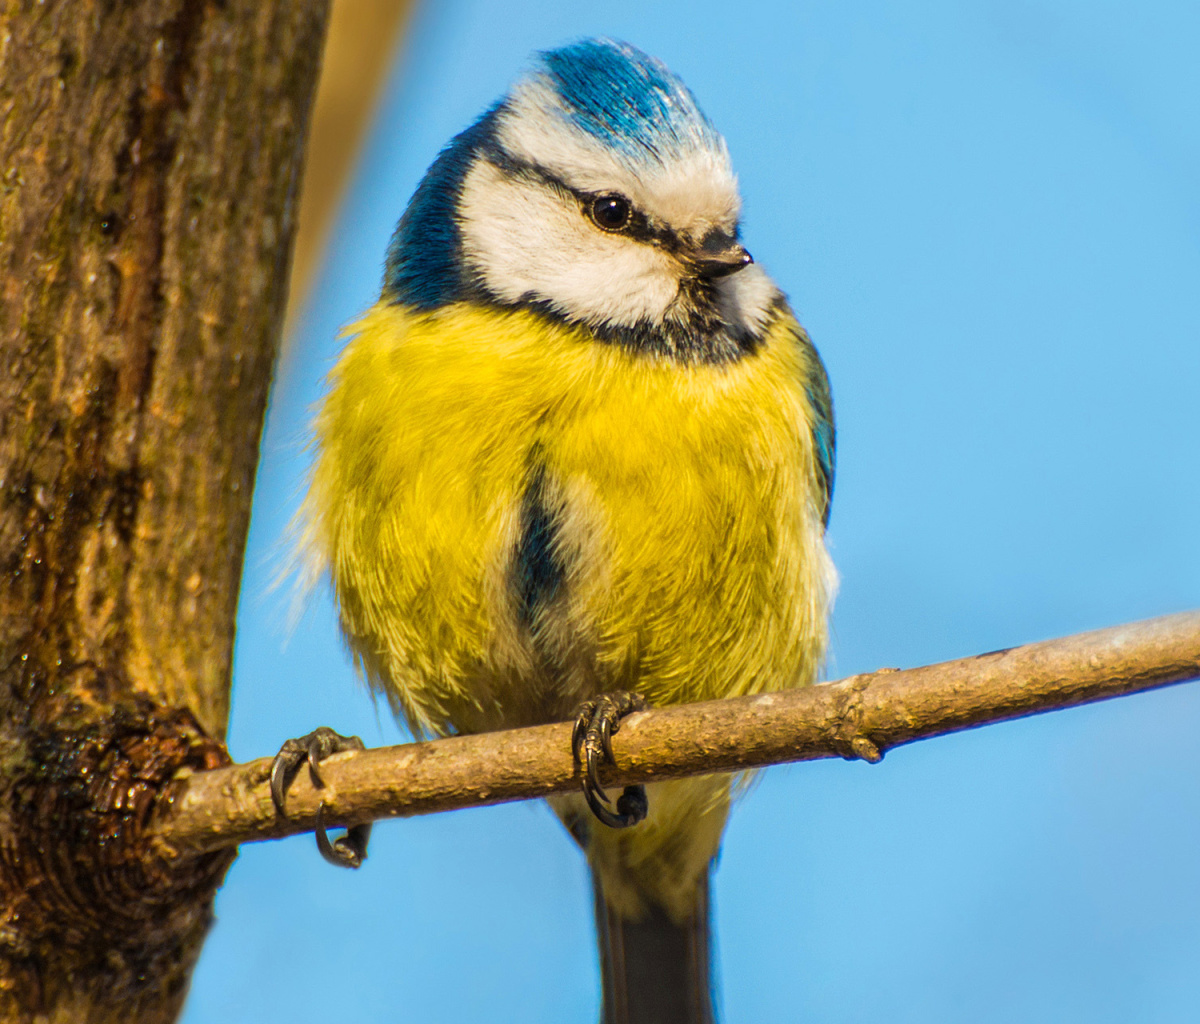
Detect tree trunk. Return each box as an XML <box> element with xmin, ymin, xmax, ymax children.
<box><xmin>0</xmin><ymin>2</ymin><xmax>329</xmax><ymax>1020</ymax></box>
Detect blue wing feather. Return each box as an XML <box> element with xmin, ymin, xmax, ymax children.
<box><xmin>797</xmin><ymin>329</ymin><xmax>835</xmax><ymax>529</ymax></box>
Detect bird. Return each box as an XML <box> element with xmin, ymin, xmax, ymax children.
<box><xmin>272</xmin><ymin>38</ymin><xmax>836</xmax><ymax>1024</ymax></box>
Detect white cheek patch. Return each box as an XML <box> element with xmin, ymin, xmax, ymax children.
<box><xmin>498</xmin><ymin>80</ymin><xmax>742</xmax><ymax>242</ymax></box>
<box><xmin>458</xmin><ymin>159</ymin><xmax>682</xmax><ymax>328</ymax></box>
<box><xmin>715</xmin><ymin>263</ymin><xmax>779</xmax><ymax>336</ymax></box>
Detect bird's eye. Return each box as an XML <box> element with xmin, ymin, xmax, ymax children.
<box><xmin>589</xmin><ymin>194</ymin><xmax>632</xmax><ymax>232</ymax></box>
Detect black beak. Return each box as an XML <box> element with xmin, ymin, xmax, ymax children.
<box><xmin>692</xmin><ymin>229</ymin><xmax>753</xmax><ymax>279</ymax></box>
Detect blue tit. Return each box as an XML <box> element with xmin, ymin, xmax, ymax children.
<box><xmin>286</xmin><ymin>38</ymin><xmax>836</xmax><ymax>1024</ymax></box>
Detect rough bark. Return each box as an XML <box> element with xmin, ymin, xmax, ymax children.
<box><xmin>157</xmin><ymin>611</ymin><xmax>1200</xmax><ymax>855</ymax></box>
<box><xmin>0</xmin><ymin>2</ymin><xmax>329</xmax><ymax>1020</ymax></box>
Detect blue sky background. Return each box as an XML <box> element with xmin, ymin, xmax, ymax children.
<box><xmin>183</xmin><ymin>1</ymin><xmax>1200</xmax><ymax>1020</ymax></box>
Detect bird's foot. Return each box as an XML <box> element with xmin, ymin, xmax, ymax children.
<box><xmin>572</xmin><ymin>691</ymin><xmax>649</xmax><ymax>829</ymax></box>
<box><xmin>270</xmin><ymin>726</ymin><xmax>372</xmax><ymax>869</ymax></box>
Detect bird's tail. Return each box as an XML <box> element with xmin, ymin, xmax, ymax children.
<box><xmin>552</xmin><ymin>775</ymin><xmax>731</xmax><ymax>1024</ymax></box>
<box><xmin>593</xmin><ymin>864</ymin><xmax>716</xmax><ymax>1024</ymax></box>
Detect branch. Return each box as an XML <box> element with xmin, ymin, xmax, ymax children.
<box><xmin>156</xmin><ymin>611</ymin><xmax>1200</xmax><ymax>856</ymax></box>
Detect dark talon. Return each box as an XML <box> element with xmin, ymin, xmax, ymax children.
<box><xmin>615</xmin><ymin>785</ymin><xmax>648</xmax><ymax>821</ymax></box>
<box><xmin>269</xmin><ymin>726</ymin><xmax>370</xmax><ymax>867</ymax></box>
<box><xmin>571</xmin><ymin>700</ymin><xmax>596</xmax><ymax>766</ymax></box>
<box><xmin>315</xmin><ymin>803</ymin><xmax>372</xmax><ymax>869</ymax></box>
<box><xmin>571</xmin><ymin>691</ymin><xmax>648</xmax><ymax>829</ymax></box>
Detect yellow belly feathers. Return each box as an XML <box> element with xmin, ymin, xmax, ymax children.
<box><xmin>301</xmin><ymin>300</ymin><xmax>835</xmax><ymax>918</ymax></box>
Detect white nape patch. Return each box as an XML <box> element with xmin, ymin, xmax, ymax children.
<box><xmin>715</xmin><ymin>263</ymin><xmax>780</xmax><ymax>337</ymax></box>
<box><xmin>498</xmin><ymin>78</ymin><xmax>741</xmax><ymax>240</ymax></box>
<box><xmin>459</xmin><ymin>159</ymin><xmax>682</xmax><ymax>328</ymax></box>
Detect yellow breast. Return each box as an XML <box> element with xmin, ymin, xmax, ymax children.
<box><xmin>303</xmin><ymin>301</ymin><xmax>835</xmax><ymax>737</ymax></box>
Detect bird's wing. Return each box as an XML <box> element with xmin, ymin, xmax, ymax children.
<box><xmin>795</xmin><ymin>324</ymin><xmax>836</xmax><ymax>529</ymax></box>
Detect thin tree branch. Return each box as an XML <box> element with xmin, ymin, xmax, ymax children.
<box><xmin>156</xmin><ymin>611</ymin><xmax>1200</xmax><ymax>857</ymax></box>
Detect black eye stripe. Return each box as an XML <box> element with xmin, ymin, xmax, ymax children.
<box><xmin>481</xmin><ymin>149</ymin><xmax>681</xmax><ymax>250</ymax></box>
<box><xmin>582</xmin><ymin>195</ymin><xmax>679</xmax><ymax>249</ymax></box>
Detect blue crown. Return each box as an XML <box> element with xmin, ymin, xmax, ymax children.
<box><xmin>536</xmin><ymin>39</ymin><xmax>722</xmax><ymax>164</ymax></box>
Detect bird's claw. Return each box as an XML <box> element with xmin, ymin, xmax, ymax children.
<box><xmin>270</xmin><ymin>726</ymin><xmax>371</xmax><ymax>869</ymax></box>
<box><xmin>315</xmin><ymin>803</ymin><xmax>372</xmax><ymax>870</ymax></box>
<box><xmin>572</xmin><ymin>691</ymin><xmax>649</xmax><ymax>829</ymax></box>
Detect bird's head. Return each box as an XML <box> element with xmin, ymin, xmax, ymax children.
<box><xmin>385</xmin><ymin>39</ymin><xmax>780</xmax><ymax>362</ymax></box>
